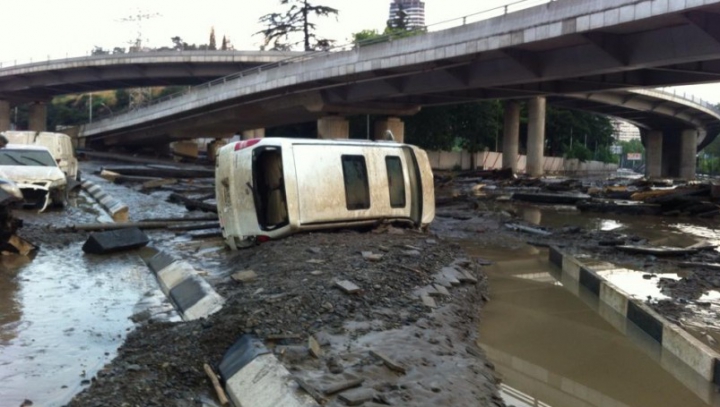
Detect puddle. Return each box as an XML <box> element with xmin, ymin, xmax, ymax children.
<box><xmin>0</xmin><ymin>242</ymin><xmax>169</xmax><ymax>407</ymax></box>
<box><xmin>462</xmin><ymin>243</ymin><xmax>719</xmax><ymax>407</ymax></box>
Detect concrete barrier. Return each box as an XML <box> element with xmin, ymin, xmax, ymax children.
<box><xmin>144</xmin><ymin>250</ymin><xmax>224</xmax><ymax>321</ymax></box>
<box><xmin>218</xmin><ymin>335</ymin><xmax>320</xmax><ymax>407</ymax></box>
<box><xmin>426</xmin><ymin>150</ymin><xmax>617</xmax><ymax>176</ymax></box>
<box><xmin>549</xmin><ymin>246</ymin><xmax>720</xmax><ymax>402</ymax></box>
<box><xmin>81</xmin><ymin>180</ymin><xmax>129</xmax><ymax>222</ymax></box>
<box><xmin>82</xmin><ymin>227</ymin><xmax>149</xmax><ymax>254</ymax></box>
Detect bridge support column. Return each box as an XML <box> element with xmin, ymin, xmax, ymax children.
<box><xmin>526</xmin><ymin>97</ymin><xmax>546</xmax><ymax>177</ymax></box>
<box><xmin>680</xmin><ymin>129</ymin><xmax>697</xmax><ymax>180</ymax></box>
<box><xmin>374</xmin><ymin>117</ymin><xmax>404</xmax><ymax>143</ymax></box>
<box><xmin>242</xmin><ymin>128</ymin><xmax>265</xmax><ymax>140</ymax></box>
<box><xmin>646</xmin><ymin>130</ymin><xmax>663</xmax><ymax>179</ymax></box>
<box><xmin>28</xmin><ymin>101</ymin><xmax>47</xmax><ymax>132</ymax></box>
<box><xmin>317</xmin><ymin>116</ymin><xmax>348</xmax><ymax>139</ymax></box>
<box><xmin>0</xmin><ymin>100</ymin><xmax>10</xmax><ymax>131</ymax></box>
<box><xmin>502</xmin><ymin>101</ymin><xmax>520</xmax><ymax>173</ymax></box>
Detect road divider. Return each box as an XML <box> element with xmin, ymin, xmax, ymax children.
<box><xmin>81</xmin><ymin>180</ymin><xmax>129</xmax><ymax>222</ymax></box>
<box><xmin>144</xmin><ymin>250</ymin><xmax>224</xmax><ymax>321</ymax></box>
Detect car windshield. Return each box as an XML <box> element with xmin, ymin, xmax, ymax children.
<box><xmin>0</xmin><ymin>149</ymin><xmax>56</xmax><ymax>167</ymax></box>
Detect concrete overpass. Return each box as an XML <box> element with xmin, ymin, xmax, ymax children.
<box><xmin>71</xmin><ymin>0</ymin><xmax>720</xmax><ymax>178</ymax></box>
<box><xmin>0</xmin><ymin>50</ymin><xmax>304</xmax><ymax>130</ymax></box>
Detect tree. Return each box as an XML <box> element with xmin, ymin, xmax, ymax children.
<box><xmin>209</xmin><ymin>27</ymin><xmax>217</xmax><ymax>50</ymax></box>
<box><xmin>257</xmin><ymin>0</ymin><xmax>339</xmax><ymax>51</ymax></box>
<box><xmin>171</xmin><ymin>36</ymin><xmax>185</xmax><ymax>51</ymax></box>
<box><xmin>221</xmin><ymin>35</ymin><xmax>228</xmax><ymax>51</ymax></box>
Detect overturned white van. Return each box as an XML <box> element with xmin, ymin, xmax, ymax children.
<box><xmin>1</xmin><ymin>131</ymin><xmax>79</xmax><ymax>180</ymax></box>
<box><xmin>215</xmin><ymin>138</ymin><xmax>435</xmax><ymax>250</ymax></box>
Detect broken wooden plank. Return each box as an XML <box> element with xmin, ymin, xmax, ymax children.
<box><xmin>294</xmin><ymin>377</ymin><xmax>327</xmax><ymax>405</ymax></box>
<box><xmin>504</xmin><ymin>223</ymin><xmax>552</xmax><ymax>236</ymax></box>
<box><xmin>369</xmin><ymin>350</ymin><xmax>407</xmax><ymax>374</ymax></box>
<box><xmin>616</xmin><ymin>245</ymin><xmax>700</xmax><ymax>256</ymax></box>
<box><xmin>167</xmin><ymin>222</ymin><xmax>220</xmax><ymax>232</ymax></box>
<box><xmin>677</xmin><ymin>262</ymin><xmax>720</xmax><ymax>271</ymax></box>
<box><xmin>322</xmin><ymin>377</ymin><xmax>365</xmax><ymax>396</ymax></box>
<box><xmin>168</xmin><ymin>193</ymin><xmax>218</xmax><ymax>213</ymax></box>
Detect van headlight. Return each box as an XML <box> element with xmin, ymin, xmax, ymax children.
<box><xmin>49</xmin><ymin>178</ymin><xmax>67</xmax><ymax>188</ymax></box>
<box><xmin>0</xmin><ymin>180</ymin><xmax>23</xmax><ymax>200</ymax></box>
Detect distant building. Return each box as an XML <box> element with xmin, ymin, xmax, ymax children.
<box><xmin>612</xmin><ymin>119</ymin><xmax>641</xmax><ymax>142</ymax></box>
<box><xmin>388</xmin><ymin>0</ymin><xmax>426</xmax><ymax>29</ymax></box>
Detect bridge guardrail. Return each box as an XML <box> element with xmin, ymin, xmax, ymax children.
<box><xmin>89</xmin><ymin>0</ymin><xmax>557</xmax><ymax>121</ymax></box>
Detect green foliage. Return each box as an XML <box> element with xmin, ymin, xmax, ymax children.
<box><xmin>257</xmin><ymin>0</ymin><xmax>339</xmax><ymax>51</ymax></box>
<box><xmin>595</xmin><ymin>146</ymin><xmax>619</xmax><ymax>164</ymax></box>
<box><xmin>545</xmin><ymin>107</ymin><xmax>614</xmax><ymax>157</ymax></box>
<box><xmin>620</xmin><ymin>138</ymin><xmax>644</xmax><ymax>154</ymax></box>
<box><xmin>221</xmin><ymin>35</ymin><xmax>228</xmax><ymax>51</ymax></box>
<box><xmin>404</xmin><ymin>101</ymin><xmax>502</xmax><ymax>152</ymax></box>
<box><xmin>115</xmin><ymin>89</ymin><xmax>130</xmax><ymax>110</ymax></box>
<box><xmin>564</xmin><ymin>143</ymin><xmax>593</xmax><ymax>162</ymax></box>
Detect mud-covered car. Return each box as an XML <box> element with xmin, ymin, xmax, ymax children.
<box><xmin>0</xmin><ymin>144</ymin><xmax>68</xmax><ymax>211</ymax></box>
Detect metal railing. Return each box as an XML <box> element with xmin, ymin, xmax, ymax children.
<box><xmin>636</xmin><ymin>88</ymin><xmax>720</xmax><ymax>116</ymax></box>
<box><xmin>89</xmin><ymin>0</ymin><xmax>557</xmax><ymax>121</ymax></box>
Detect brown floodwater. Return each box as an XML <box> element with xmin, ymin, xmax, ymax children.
<box><xmin>461</xmin><ymin>205</ymin><xmax>720</xmax><ymax>407</ymax></box>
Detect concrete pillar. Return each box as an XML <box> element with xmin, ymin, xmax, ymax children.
<box><xmin>526</xmin><ymin>97</ymin><xmax>546</xmax><ymax>177</ymax></box>
<box><xmin>680</xmin><ymin>129</ymin><xmax>697</xmax><ymax>180</ymax></box>
<box><xmin>502</xmin><ymin>101</ymin><xmax>520</xmax><ymax>173</ymax></box>
<box><xmin>0</xmin><ymin>100</ymin><xmax>10</xmax><ymax>131</ymax></box>
<box><xmin>646</xmin><ymin>130</ymin><xmax>663</xmax><ymax>179</ymax></box>
<box><xmin>28</xmin><ymin>101</ymin><xmax>47</xmax><ymax>132</ymax></box>
<box><xmin>207</xmin><ymin>139</ymin><xmax>227</xmax><ymax>162</ymax></box>
<box><xmin>374</xmin><ymin>117</ymin><xmax>405</xmax><ymax>143</ymax></box>
<box><xmin>317</xmin><ymin>116</ymin><xmax>349</xmax><ymax>139</ymax></box>
<box><xmin>241</xmin><ymin>128</ymin><xmax>265</xmax><ymax>140</ymax></box>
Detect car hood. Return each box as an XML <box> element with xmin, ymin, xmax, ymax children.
<box><xmin>0</xmin><ymin>166</ymin><xmax>66</xmax><ymax>185</ymax></box>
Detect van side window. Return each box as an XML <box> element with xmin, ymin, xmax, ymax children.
<box><xmin>385</xmin><ymin>156</ymin><xmax>406</xmax><ymax>208</ymax></box>
<box><xmin>341</xmin><ymin>155</ymin><xmax>370</xmax><ymax>210</ymax></box>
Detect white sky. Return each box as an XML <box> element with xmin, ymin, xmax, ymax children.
<box><xmin>1</xmin><ymin>0</ymin><xmax>718</xmax><ymax>103</ymax></box>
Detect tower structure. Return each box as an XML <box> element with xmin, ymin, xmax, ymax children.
<box><xmin>388</xmin><ymin>0</ymin><xmax>426</xmax><ymax>29</ymax></box>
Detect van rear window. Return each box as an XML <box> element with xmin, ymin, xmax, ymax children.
<box><xmin>341</xmin><ymin>155</ymin><xmax>370</xmax><ymax>210</ymax></box>
<box><xmin>385</xmin><ymin>156</ymin><xmax>406</xmax><ymax>208</ymax></box>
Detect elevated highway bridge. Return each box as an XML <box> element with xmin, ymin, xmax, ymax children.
<box><xmin>5</xmin><ymin>0</ymin><xmax>720</xmax><ymax>178</ymax></box>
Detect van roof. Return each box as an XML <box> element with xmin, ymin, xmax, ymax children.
<box><xmin>2</xmin><ymin>143</ymin><xmax>53</xmax><ymax>152</ymax></box>
<box><xmin>2</xmin><ymin>131</ymin><xmax>69</xmax><ymax>138</ymax></box>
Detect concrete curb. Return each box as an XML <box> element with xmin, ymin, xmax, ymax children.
<box><xmin>218</xmin><ymin>335</ymin><xmax>320</xmax><ymax>407</ymax></box>
<box><xmin>81</xmin><ymin>180</ymin><xmax>129</xmax><ymax>222</ymax></box>
<box><xmin>549</xmin><ymin>246</ymin><xmax>720</xmax><ymax>392</ymax></box>
<box><xmin>144</xmin><ymin>250</ymin><xmax>224</xmax><ymax>321</ymax></box>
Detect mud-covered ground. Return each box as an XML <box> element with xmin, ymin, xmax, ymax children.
<box><xmin>61</xmin><ymin>227</ymin><xmax>502</xmax><ymax>407</ymax></box>
<box><xmin>0</xmin><ymin>160</ymin><xmax>500</xmax><ymax>407</ymax></box>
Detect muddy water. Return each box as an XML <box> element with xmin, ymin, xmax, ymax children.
<box><xmin>467</xmin><ymin>244</ymin><xmax>719</xmax><ymax>407</ymax></box>
<box><xmin>462</xmin><ymin>204</ymin><xmax>720</xmax><ymax>407</ymax></box>
<box><xmin>0</xmin><ymin>242</ymin><xmax>168</xmax><ymax>407</ymax></box>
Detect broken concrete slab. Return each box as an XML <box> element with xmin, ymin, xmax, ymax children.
<box><xmin>82</xmin><ymin>227</ymin><xmax>149</xmax><ymax>254</ymax></box>
<box><xmin>433</xmin><ymin>284</ymin><xmax>450</xmax><ymax>296</ymax></box>
<box><xmin>369</xmin><ymin>350</ymin><xmax>407</xmax><ymax>374</ymax></box>
<box><xmin>308</xmin><ymin>335</ymin><xmax>323</xmax><ymax>358</ymax></box>
<box><xmin>421</xmin><ymin>294</ymin><xmax>437</xmax><ymax>309</ymax></box>
<box><xmin>456</xmin><ymin>268</ymin><xmax>478</xmax><ymax>284</ymax></box>
<box><xmin>232</xmin><ymin>270</ymin><xmax>258</xmax><ymax>283</ymax></box>
<box><xmin>361</xmin><ymin>251</ymin><xmax>383</xmax><ymax>261</ymax></box>
<box><xmin>338</xmin><ymin>388</ymin><xmax>374</xmax><ymax>406</ymax></box>
<box><xmin>336</xmin><ymin>280</ymin><xmax>361</xmax><ymax>294</ymax></box>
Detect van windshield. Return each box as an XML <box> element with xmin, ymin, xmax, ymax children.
<box><xmin>0</xmin><ymin>150</ymin><xmax>56</xmax><ymax>167</ymax></box>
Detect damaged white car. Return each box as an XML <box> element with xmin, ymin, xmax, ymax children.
<box><xmin>0</xmin><ymin>144</ymin><xmax>68</xmax><ymax>211</ymax></box>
